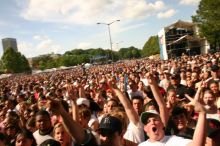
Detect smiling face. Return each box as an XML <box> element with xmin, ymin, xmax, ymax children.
<box><xmin>167</xmin><ymin>90</ymin><xmax>177</xmax><ymax>104</ymax></box>
<box><xmin>203</xmin><ymin>91</ymin><xmax>215</xmax><ymax>106</ymax></box>
<box><xmin>143</xmin><ymin>116</ymin><xmax>165</xmax><ymax>142</ymax></box>
<box><xmin>209</xmin><ymin>82</ymin><xmax>219</xmax><ymax>94</ymax></box>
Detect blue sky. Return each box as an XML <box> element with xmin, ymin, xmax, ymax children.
<box><xmin>0</xmin><ymin>0</ymin><xmax>200</xmax><ymax>58</ymax></box>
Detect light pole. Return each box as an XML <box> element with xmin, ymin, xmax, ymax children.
<box><xmin>97</xmin><ymin>20</ymin><xmax>120</xmax><ymax>63</ymax></box>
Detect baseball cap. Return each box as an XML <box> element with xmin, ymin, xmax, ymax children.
<box><xmin>141</xmin><ymin>110</ymin><xmax>160</xmax><ymax>124</ymax></box>
<box><xmin>97</xmin><ymin>115</ymin><xmax>122</xmax><ymax>134</ymax></box>
<box><xmin>76</xmin><ymin>98</ymin><xmax>90</xmax><ymax>107</ymax></box>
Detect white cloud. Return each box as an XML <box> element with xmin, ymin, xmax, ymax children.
<box><xmin>116</xmin><ymin>22</ymin><xmax>147</xmax><ymax>33</ymax></box>
<box><xmin>33</xmin><ymin>35</ymin><xmax>48</xmax><ymax>41</ymax></box>
<box><xmin>19</xmin><ymin>0</ymin><xmax>166</xmax><ymax>25</ymax></box>
<box><xmin>157</xmin><ymin>9</ymin><xmax>176</xmax><ymax>19</ymax></box>
<box><xmin>18</xmin><ymin>35</ymin><xmax>62</xmax><ymax>57</ymax></box>
<box><xmin>179</xmin><ymin>0</ymin><xmax>201</xmax><ymax>5</ymax></box>
<box><xmin>77</xmin><ymin>42</ymin><xmax>92</xmax><ymax>49</ymax></box>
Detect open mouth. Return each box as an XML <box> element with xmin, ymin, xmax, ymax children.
<box><xmin>59</xmin><ymin>139</ymin><xmax>64</xmax><ymax>143</ymax></box>
<box><xmin>152</xmin><ymin>127</ymin><xmax>157</xmax><ymax>133</ymax></box>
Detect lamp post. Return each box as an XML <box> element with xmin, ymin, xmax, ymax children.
<box><xmin>97</xmin><ymin>20</ymin><xmax>120</xmax><ymax>63</ymax></box>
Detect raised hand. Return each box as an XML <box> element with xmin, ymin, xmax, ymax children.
<box><xmin>46</xmin><ymin>96</ymin><xmax>64</xmax><ymax>115</ymax></box>
<box><xmin>67</xmin><ymin>85</ymin><xmax>78</xmax><ymax>101</ymax></box>
<box><xmin>107</xmin><ymin>76</ymin><xmax>118</xmax><ymax>90</ymax></box>
<box><xmin>145</xmin><ymin>72</ymin><xmax>155</xmax><ymax>85</ymax></box>
<box><xmin>185</xmin><ymin>94</ymin><xmax>206</xmax><ymax>113</ymax></box>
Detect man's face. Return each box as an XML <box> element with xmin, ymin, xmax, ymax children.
<box><xmin>132</xmin><ymin>99</ymin><xmax>143</xmax><ymax>115</ymax></box>
<box><xmin>209</xmin><ymin>83</ymin><xmax>219</xmax><ymax>94</ymax></box>
<box><xmin>170</xmin><ymin>78</ymin><xmax>179</xmax><ymax>86</ymax></box>
<box><xmin>36</xmin><ymin>115</ymin><xmax>51</xmax><ymax>133</ymax></box>
<box><xmin>172</xmin><ymin>113</ymin><xmax>187</xmax><ymax>130</ymax></box>
<box><xmin>143</xmin><ymin>116</ymin><xmax>164</xmax><ymax>142</ymax></box>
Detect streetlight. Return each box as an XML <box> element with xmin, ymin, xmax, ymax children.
<box><xmin>97</xmin><ymin>20</ymin><xmax>120</xmax><ymax>63</ymax></box>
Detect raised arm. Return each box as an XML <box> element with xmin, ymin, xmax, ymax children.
<box><xmin>145</xmin><ymin>73</ymin><xmax>169</xmax><ymax>126</ymax></box>
<box><xmin>46</xmin><ymin>96</ymin><xmax>86</xmax><ymax>144</ymax></box>
<box><xmin>67</xmin><ymin>86</ymin><xmax>79</xmax><ymax>122</ymax></box>
<box><xmin>186</xmin><ymin>95</ymin><xmax>206</xmax><ymax>146</ymax></box>
<box><xmin>108</xmin><ymin>77</ymin><xmax>139</xmax><ymax>125</ymax></box>
<box><xmin>77</xmin><ymin>80</ymin><xmax>86</xmax><ymax>99</ymax></box>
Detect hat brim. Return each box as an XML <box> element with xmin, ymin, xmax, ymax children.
<box><xmin>96</xmin><ymin>127</ymin><xmax>116</xmax><ymax>135</ymax></box>
<box><xmin>141</xmin><ymin>112</ymin><xmax>160</xmax><ymax>124</ymax></box>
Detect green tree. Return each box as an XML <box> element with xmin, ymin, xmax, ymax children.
<box><xmin>142</xmin><ymin>36</ymin><xmax>160</xmax><ymax>57</ymax></box>
<box><xmin>118</xmin><ymin>46</ymin><xmax>141</xmax><ymax>59</ymax></box>
<box><xmin>19</xmin><ymin>55</ymin><xmax>31</xmax><ymax>72</ymax></box>
<box><xmin>192</xmin><ymin>0</ymin><xmax>220</xmax><ymax>49</ymax></box>
<box><xmin>1</xmin><ymin>48</ymin><xmax>31</xmax><ymax>73</ymax></box>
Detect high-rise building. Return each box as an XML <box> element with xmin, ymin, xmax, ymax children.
<box><xmin>2</xmin><ymin>38</ymin><xmax>18</xmax><ymax>52</ymax></box>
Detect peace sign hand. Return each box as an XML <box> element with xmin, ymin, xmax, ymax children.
<box><xmin>185</xmin><ymin>94</ymin><xmax>206</xmax><ymax>113</ymax></box>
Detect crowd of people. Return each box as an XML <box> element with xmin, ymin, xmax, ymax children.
<box><xmin>0</xmin><ymin>52</ymin><xmax>219</xmax><ymax>146</ymax></box>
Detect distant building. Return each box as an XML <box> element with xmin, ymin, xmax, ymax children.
<box><xmin>158</xmin><ymin>20</ymin><xmax>210</xmax><ymax>60</ymax></box>
<box><xmin>2</xmin><ymin>38</ymin><xmax>18</xmax><ymax>52</ymax></box>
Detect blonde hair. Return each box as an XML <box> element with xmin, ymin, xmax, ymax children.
<box><xmin>108</xmin><ymin>107</ymin><xmax>129</xmax><ymax>132</ymax></box>
<box><xmin>53</xmin><ymin>122</ymin><xmax>63</xmax><ymax>136</ymax></box>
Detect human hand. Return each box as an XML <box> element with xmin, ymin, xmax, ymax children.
<box><xmin>145</xmin><ymin>72</ymin><xmax>155</xmax><ymax>85</ymax></box>
<box><xmin>67</xmin><ymin>85</ymin><xmax>78</xmax><ymax>101</ymax></box>
<box><xmin>107</xmin><ymin>76</ymin><xmax>118</xmax><ymax>90</ymax></box>
<box><xmin>46</xmin><ymin>96</ymin><xmax>64</xmax><ymax>115</ymax></box>
<box><xmin>185</xmin><ymin>94</ymin><xmax>206</xmax><ymax>113</ymax></box>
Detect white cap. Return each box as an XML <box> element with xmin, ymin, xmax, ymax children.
<box><xmin>76</xmin><ymin>98</ymin><xmax>90</xmax><ymax>107</ymax></box>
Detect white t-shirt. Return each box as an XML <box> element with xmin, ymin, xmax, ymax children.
<box><xmin>138</xmin><ymin>135</ymin><xmax>191</xmax><ymax>146</ymax></box>
<box><xmin>33</xmin><ymin>130</ymin><xmax>54</xmax><ymax>145</ymax></box>
<box><xmin>124</xmin><ymin>121</ymin><xmax>145</xmax><ymax>144</ymax></box>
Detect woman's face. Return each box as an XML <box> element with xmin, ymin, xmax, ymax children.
<box><xmin>103</xmin><ymin>103</ymin><xmax>108</xmax><ymax>114</ymax></box>
<box><xmin>16</xmin><ymin>134</ymin><xmax>33</xmax><ymax>146</ymax></box>
<box><xmin>138</xmin><ymin>81</ymin><xmax>144</xmax><ymax>89</ymax></box>
<box><xmin>203</xmin><ymin>92</ymin><xmax>215</xmax><ymax>106</ymax></box>
<box><xmin>167</xmin><ymin>91</ymin><xmax>177</xmax><ymax>104</ymax></box>
<box><xmin>54</xmin><ymin>126</ymin><xmax>69</xmax><ymax>146</ymax></box>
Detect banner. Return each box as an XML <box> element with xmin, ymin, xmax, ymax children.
<box><xmin>158</xmin><ymin>28</ymin><xmax>168</xmax><ymax>60</ymax></box>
